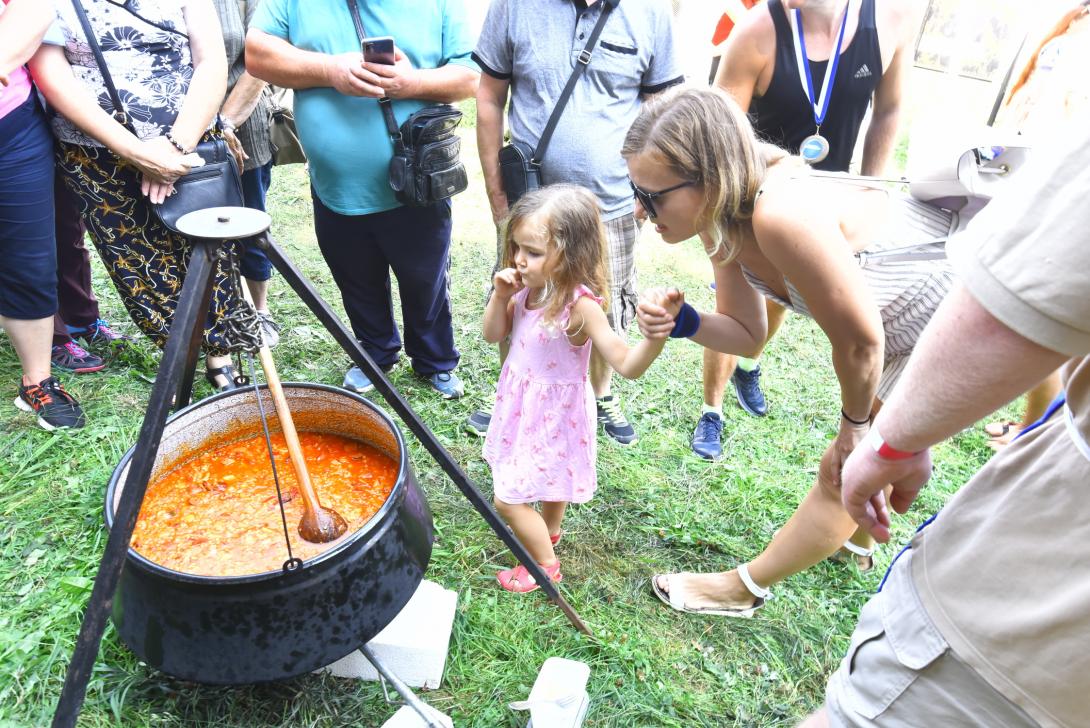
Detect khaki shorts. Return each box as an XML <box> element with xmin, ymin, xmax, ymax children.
<box><xmin>825</xmin><ymin>550</ymin><xmax>1038</xmax><ymax>727</ymax></box>
<box><xmin>489</xmin><ymin>211</ymin><xmax>640</xmax><ymax>335</ymax></box>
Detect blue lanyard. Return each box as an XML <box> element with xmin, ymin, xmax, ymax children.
<box><xmin>791</xmin><ymin>5</ymin><xmax>850</xmax><ymax>127</ymax></box>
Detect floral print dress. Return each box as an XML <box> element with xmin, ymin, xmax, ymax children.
<box><xmin>484</xmin><ymin>285</ymin><xmax>603</xmax><ymax>505</ymax></box>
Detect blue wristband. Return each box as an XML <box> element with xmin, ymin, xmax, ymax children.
<box><xmin>669</xmin><ymin>302</ymin><xmax>701</xmax><ymax>338</ymax></box>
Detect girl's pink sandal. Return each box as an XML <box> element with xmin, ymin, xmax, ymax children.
<box><xmin>497</xmin><ymin>561</ymin><xmax>562</xmax><ymax>593</ymax></box>
<box><xmin>550</xmin><ymin>530</ymin><xmax>562</xmax><ymax>547</ymax></box>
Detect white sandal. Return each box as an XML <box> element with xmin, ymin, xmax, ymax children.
<box><xmin>650</xmin><ymin>565</ymin><xmax>770</xmax><ymax>619</ymax></box>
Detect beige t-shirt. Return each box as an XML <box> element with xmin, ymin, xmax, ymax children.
<box><xmin>913</xmin><ymin>127</ymin><xmax>1090</xmax><ymax>727</ymax></box>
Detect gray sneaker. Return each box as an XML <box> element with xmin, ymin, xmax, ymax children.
<box><xmin>429</xmin><ymin>371</ymin><xmax>464</xmax><ymax>399</ymax></box>
<box><xmin>464</xmin><ymin>409</ymin><xmax>492</xmax><ymax>436</ymax></box>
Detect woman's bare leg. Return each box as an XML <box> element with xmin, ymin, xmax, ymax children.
<box><xmin>2</xmin><ymin>315</ymin><xmax>53</xmax><ymax>385</ymax></box>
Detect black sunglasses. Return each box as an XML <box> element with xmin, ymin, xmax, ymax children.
<box><xmin>629</xmin><ymin>179</ymin><xmax>695</xmax><ymax>219</ymax></box>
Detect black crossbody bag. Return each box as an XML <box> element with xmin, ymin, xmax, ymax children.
<box><xmin>498</xmin><ymin>0</ymin><xmax>620</xmax><ymax>205</ymax></box>
<box><xmin>347</xmin><ymin>0</ymin><xmax>467</xmax><ymax>207</ymax></box>
<box><xmin>69</xmin><ymin>0</ymin><xmax>243</xmax><ymax>234</ymax></box>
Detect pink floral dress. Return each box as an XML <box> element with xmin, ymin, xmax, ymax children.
<box><xmin>484</xmin><ymin>286</ymin><xmax>603</xmax><ymax>504</ymax></box>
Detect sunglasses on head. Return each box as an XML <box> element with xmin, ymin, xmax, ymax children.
<box><xmin>628</xmin><ymin>179</ymin><xmax>694</xmax><ymax>219</ymax></box>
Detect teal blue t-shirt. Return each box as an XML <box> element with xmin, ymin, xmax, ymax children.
<box><xmin>252</xmin><ymin>0</ymin><xmax>477</xmax><ymax>215</ymax></box>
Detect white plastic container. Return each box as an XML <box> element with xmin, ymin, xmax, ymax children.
<box><xmin>511</xmin><ymin>656</ymin><xmax>591</xmax><ymax>728</ymax></box>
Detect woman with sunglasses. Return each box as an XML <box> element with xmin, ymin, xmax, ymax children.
<box><xmin>624</xmin><ymin>85</ymin><xmax>954</xmax><ymax>617</ymax></box>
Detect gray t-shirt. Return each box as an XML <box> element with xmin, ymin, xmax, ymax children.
<box><xmin>473</xmin><ymin>0</ymin><xmax>683</xmax><ymax>220</ymax></box>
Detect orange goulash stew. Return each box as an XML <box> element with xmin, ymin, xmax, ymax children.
<box><xmin>131</xmin><ymin>432</ymin><xmax>397</xmax><ymax>577</ymax></box>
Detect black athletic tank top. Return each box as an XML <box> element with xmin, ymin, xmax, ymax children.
<box><xmin>750</xmin><ymin>0</ymin><xmax>882</xmax><ymax>172</ymax></box>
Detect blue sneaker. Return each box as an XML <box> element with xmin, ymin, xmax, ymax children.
<box><xmin>731</xmin><ymin>365</ymin><xmax>767</xmax><ymax>417</ymax></box>
<box><xmin>342</xmin><ymin>364</ymin><xmax>393</xmax><ymax>394</ymax></box>
<box><xmin>429</xmin><ymin>371</ymin><xmax>464</xmax><ymax>399</ymax></box>
<box><xmin>691</xmin><ymin>411</ymin><xmax>723</xmax><ymax>460</ymax></box>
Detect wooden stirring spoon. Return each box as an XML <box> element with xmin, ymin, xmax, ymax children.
<box><xmin>241</xmin><ymin>290</ymin><xmax>347</xmax><ymax>543</ymax></box>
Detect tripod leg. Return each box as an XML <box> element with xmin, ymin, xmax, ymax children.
<box><xmin>261</xmin><ymin>234</ymin><xmax>592</xmax><ymax>635</ymax></box>
<box><xmin>174</xmin><ymin>244</ymin><xmax>221</xmax><ymax>409</ymax></box>
<box><xmin>52</xmin><ymin>240</ymin><xmax>221</xmax><ymax>728</ymax></box>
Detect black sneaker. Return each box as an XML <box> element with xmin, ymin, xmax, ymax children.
<box><xmin>464</xmin><ymin>409</ymin><xmax>492</xmax><ymax>436</ymax></box>
<box><xmin>691</xmin><ymin>411</ymin><xmax>723</xmax><ymax>460</ymax></box>
<box><xmin>731</xmin><ymin>365</ymin><xmax>768</xmax><ymax>417</ymax></box>
<box><xmin>51</xmin><ymin>341</ymin><xmax>106</xmax><ymax>373</ymax></box>
<box><xmin>596</xmin><ymin>395</ymin><xmax>637</xmax><ymax>445</ymax></box>
<box><xmin>15</xmin><ymin>376</ymin><xmax>86</xmax><ymax>430</ymax></box>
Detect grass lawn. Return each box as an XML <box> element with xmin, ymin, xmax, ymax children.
<box><xmin>0</xmin><ymin>125</ymin><xmax>1012</xmax><ymax>727</ymax></box>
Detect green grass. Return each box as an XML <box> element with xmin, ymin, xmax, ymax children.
<box><xmin>0</xmin><ymin>131</ymin><xmax>1015</xmax><ymax>727</ymax></box>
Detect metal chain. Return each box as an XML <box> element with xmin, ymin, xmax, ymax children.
<box><xmin>216</xmin><ymin>241</ymin><xmax>262</xmax><ymax>354</ymax></box>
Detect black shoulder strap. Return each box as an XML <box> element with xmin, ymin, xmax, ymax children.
<box><xmin>346</xmin><ymin>0</ymin><xmax>404</xmax><ymax>151</ymax></box>
<box><xmin>533</xmin><ymin>0</ymin><xmax>619</xmax><ymax>165</ymax></box>
<box><xmin>69</xmin><ymin>0</ymin><xmax>133</xmax><ymax>131</ymax></box>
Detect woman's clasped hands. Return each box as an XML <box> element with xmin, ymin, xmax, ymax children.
<box><xmin>127</xmin><ymin>135</ymin><xmax>193</xmax><ymax>204</ymax></box>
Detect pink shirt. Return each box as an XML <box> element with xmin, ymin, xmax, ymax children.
<box><xmin>0</xmin><ymin>67</ymin><xmax>32</xmax><ymax>121</ymax></box>
<box><xmin>0</xmin><ymin>1</ymin><xmax>33</xmax><ymax>121</ymax></box>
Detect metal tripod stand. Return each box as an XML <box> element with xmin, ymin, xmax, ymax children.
<box><xmin>51</xmin><ymin>208</ymin><xmax>590</xmax><ymax>728</ymax></box>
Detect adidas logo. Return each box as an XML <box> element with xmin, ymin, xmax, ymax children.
<box><xmin>854</xmin><ymin>64</ymin><xmax>873</xmax><ymax>79</ymax></box>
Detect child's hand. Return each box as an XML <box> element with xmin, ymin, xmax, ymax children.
<box><xmin>493</xmin><ymin>268</ymin><xmax>524</xmax><ymax>300</ymax></box>
<box><xmin>637</xmin><ymin>287</ymin><xmax>685</xmax><ymax>340</ymax></box>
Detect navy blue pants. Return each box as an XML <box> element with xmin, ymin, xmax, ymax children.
<box><xmin>0</xmin><ymin>93</ymin><xmax>57</xmax><ymax>320</ymax></box>
<box><xmin>312</xmin><ymin>194</ymin><xmax>458</xmax><ymax>375</ymax></box>
<box><xmin>239</xmin><ymin>161</ymin><xmax>274</xmax><ymax>282</ymax></box>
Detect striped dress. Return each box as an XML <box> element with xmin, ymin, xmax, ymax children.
<box><xmin>741</xmin><ymin>188</ymin><xmax>958</xmax><ymax>401</ymax></box>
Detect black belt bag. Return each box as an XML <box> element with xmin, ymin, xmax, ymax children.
<box><xmin>387</xmin><ymin>102</ymin><xmax>468</xmax><ymax>207</ymax></box>
<box><xmin>498</xmin><ymin>140</ymin><xmax>541</xmax><ymax>204</ymax></box>
<box><xmin>153</xmin><ymin>137</ymin><xmax>245</xmax><ymax>233</ymax></box>
<box><xmin>346</xmin><ymin>0</ymin><xmax>467</xmax><ymax>208</ymax></box>
<box><xmin>498</xmin><ymin>0</ymin><xmax>619</xmax><ymax>205</ymax></box>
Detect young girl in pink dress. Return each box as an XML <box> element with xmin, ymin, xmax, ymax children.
<box><xmin>483</xmin><ymin>185</ymin><xmax>666</xmax><ymax>593</ymax></box>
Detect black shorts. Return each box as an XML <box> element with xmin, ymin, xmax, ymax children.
<box><xmin>0</xmin><ymin>93</ymin><xmax>57</xmax><ymax>320</ymax></box>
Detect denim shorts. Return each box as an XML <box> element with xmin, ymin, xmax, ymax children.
<box><xmin>0</xmin><ymin>94</ymin><xmax>57</xmax><ymax>320</ymax></box>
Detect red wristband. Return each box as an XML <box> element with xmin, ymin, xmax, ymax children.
<box><xmin>866</xmin><ymin>425</ymin><xmax>920</xmax><ymax>461</ymax></box>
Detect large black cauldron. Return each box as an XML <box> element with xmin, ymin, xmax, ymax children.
<box><xmin>105</xmin><ymin>383</ymin><xmax>433</xmax><ymax>684</ymax></box>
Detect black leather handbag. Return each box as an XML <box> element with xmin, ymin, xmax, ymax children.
<box><xmin>153</xmin><ymin>138</ymin><xmax>245</xmax><ymax>233</ymax></box>
<box><xmin>347</xmin><ymin>0</ymin><xmax>468</xmax><ymax>207</ymax></box>
<box><xmin>70</xmin><ymin>0</ymin><xmax>243</xmax><ymax>234</ymax></box>
<box><xmin>498</xmin><ymin>0</ymin><xmax>619</xmax><ymax>205</ymax></box>
<box><xmin>498</xmin><ymin>140</ymin><xmax>541</xmax><ymax>205</ymax></box>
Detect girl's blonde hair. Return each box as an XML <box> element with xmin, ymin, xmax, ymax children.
<box><xmin>622</xmin><ymin>85</ymin><xmax>791</xmax><ymax>261</ymax></box>
<box><xmin>501</xmin><ymin>184</ymin><xmax>609</xmax><ymax>329</ymax></box>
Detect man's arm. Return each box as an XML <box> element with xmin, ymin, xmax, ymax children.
<box><xmin>0</xmin><ymin>0</ymin><xmax>54</xmax><ymax>83</ymax></box>
<box><xmin>476</xmin><ymin>73</ymin><xmax>510</xmax><ymax>225</ymax></box>
<box><xmin>859</xmin><ymin>44</ymin><xmax>906</xmax><ymax>174</ymax></box>
<box><xmin>841</xmin><ymin>284</ymin><xmax>1070</xmax><ymax>540</ymax></box>
<box><xmin>713</xmin><ymin>5</ymin><xmax>773</xmax><ymax>112</ymax></box>
<box><xmin>860</xmin><ymin>0</ymin><xmax>924</xmax><ymax>175</ymax></box>
<box><xmin>246</xmin><ymin>28</ymin><xmax>383</xmax><ymax>97</ymax></box>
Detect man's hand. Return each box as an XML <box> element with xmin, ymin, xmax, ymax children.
<box><xmin>637</xmin><ymin>287</ymin><xmax>684</xmax><ymax>340</ymax></box>
<box><xmin>487</xmin><ymin>188</ymin><xmax>509</xmax><ymax>227</ymax></box>
<box><xmin>324</xmin><ymin>52</ymin><xmax>384</xmax><ymax>97</ymax></box>
<box><xmin>223</xmin><ymin>127</ymin><xmax>248</xmax><ymax>169</ymax></box>
<box><xmin>841</xmin><ymin>444</ymin><xmax>933</xmax><ymax>543</ymax></box>
<box><xmin>493</xmin><ymin>268</ymin><xmax>524</xmax><ymax>300</ymax></box>
<box><xmin>362</xmin><ymin>47</ymin><xmax>421</xmax><ymax>100</ymax></box>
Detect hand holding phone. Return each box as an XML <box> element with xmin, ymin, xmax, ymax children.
<box><xmin>362</xmin><ymin>36</ymin><xmax>396</xmax><ymax>65</ymax></box>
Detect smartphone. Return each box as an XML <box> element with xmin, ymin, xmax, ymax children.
<box><xmin>362</xmin><ymin>36</ymin><xmax>396</xmax><ymax>65</ymax></box>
